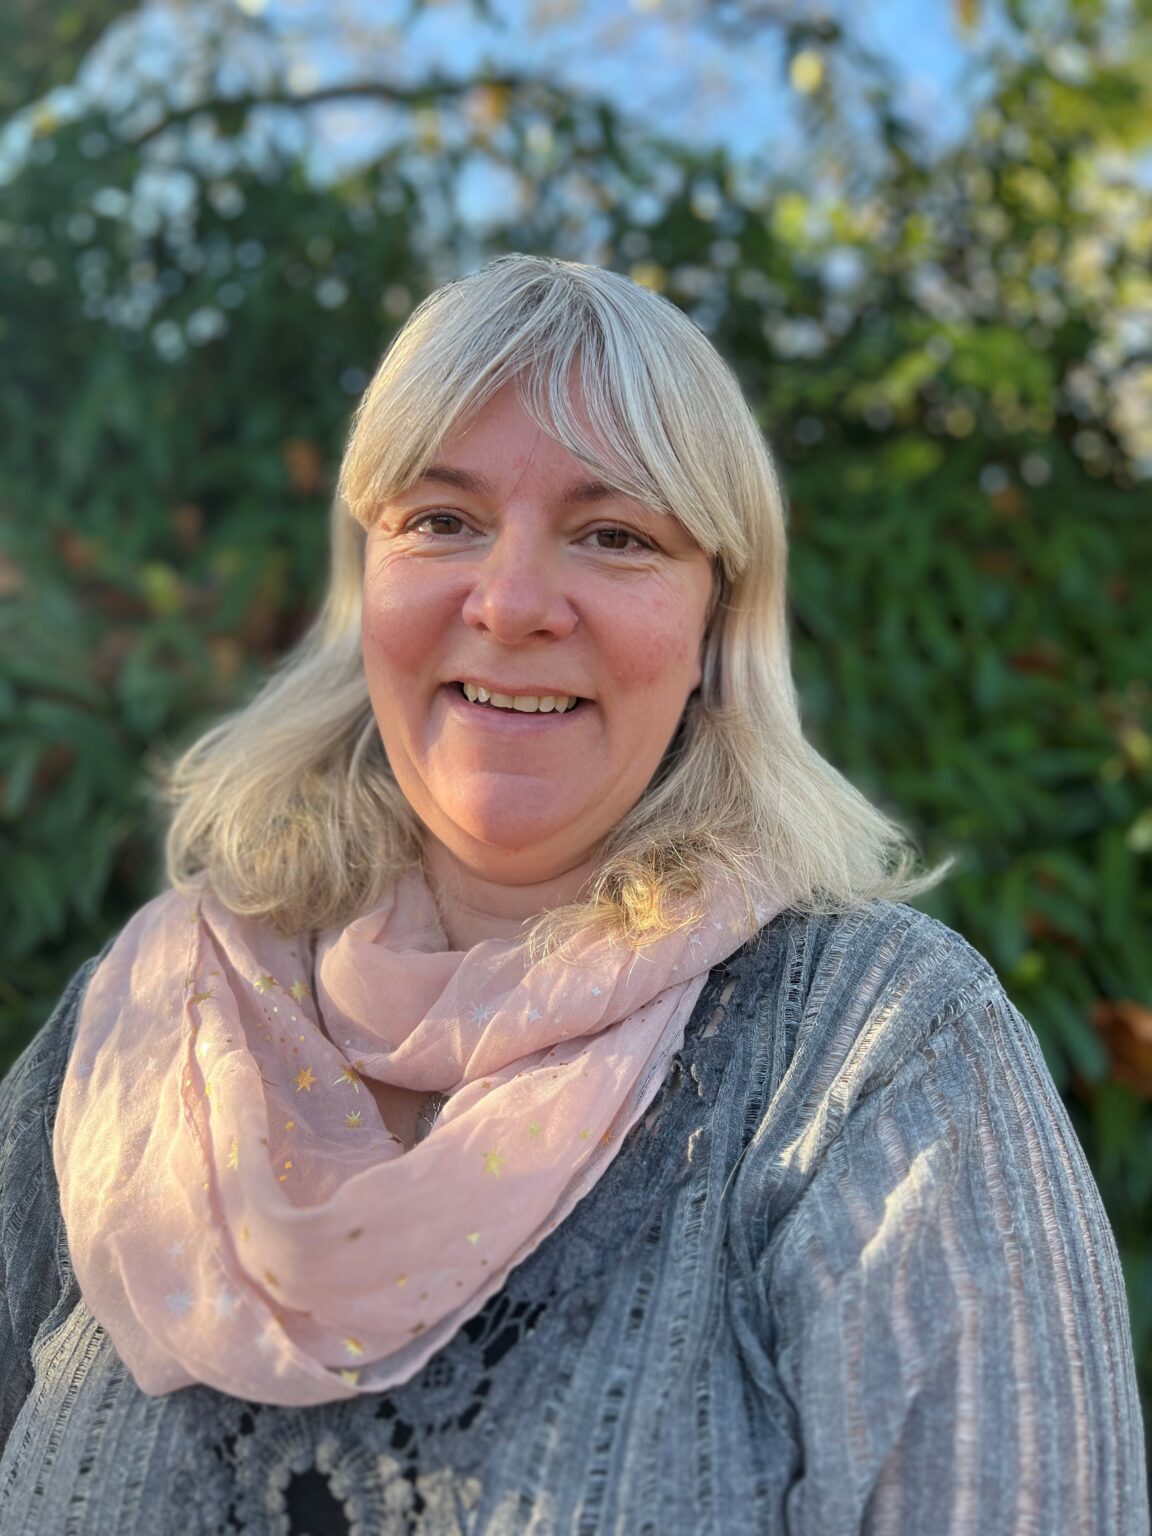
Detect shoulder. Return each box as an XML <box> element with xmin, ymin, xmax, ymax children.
<box><xmin>726</xmin><ymin>895</ymin><xmax>1075</xmax><ymax>1261</ymax></box>
<box><xmin>0</xmin><ymin>952</ymin><xmax>116</xmax><ymax>1447</ymax></box>
<box><xmin>734</xmin><ymin>898</ymin><xmax>1003</xmax><ymax>1085</ymax></box>
<box><xmin>1</xmin><ymin>889</ymin><xmax>192</xmax><ymax>1141</ymax></box>
<box><xmin>0</xmin><ymin>953</ymin><xmax>106</xmax><ymax>1154</ymax></box>
<box><xmin>0</xmin><ymin>953</ymin><xmax>107</xmax><ymax>1317</ymax></box>
<box><xmin>0</xmin><ymin>881</ymin><xmax>196</xmax><ymax>1151</ymax></box>
<box><xmin>760</xmin><ymin>896</ymin><xmax>999</xmax><ymax>995</ymax></box>
<box><xmin>714</xmin><ymin>897</ymin><xmax>1025</xmax><ymax>1196</ymax></box>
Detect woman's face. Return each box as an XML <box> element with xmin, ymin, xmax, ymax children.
<box><xmin>360</xmin><ymin>383</ymin><xmax>715</xmax><ymax>888</ymax></box>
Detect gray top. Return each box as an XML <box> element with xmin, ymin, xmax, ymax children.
<box><xmin>1</xmin><ymin>900</ymin><xmax>1147</xmax><ymax>1534</ymax></box>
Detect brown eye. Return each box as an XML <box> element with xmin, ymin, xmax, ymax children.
<box><xmin>412</xmin><ymin>512</ymin><xmax>465</xmax><ymax>535</ymax></box>
<box><xmin>591</xmin><ymin>527</ymin><xmax>650</xmax><ymax>552</ymax></box>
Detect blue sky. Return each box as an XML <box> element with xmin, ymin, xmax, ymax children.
<box><xmin>431</xmin><ymin>0</ymin><xmax>998</xmax><ymax>145</ymax></box>
<box><xmin>11</xmin><ymin>0</ymin><xmax>1038</xmax><ymax>206</ymax></box>
<box><xmin>260</xmin><ymin>0</ymin><xmax>1012</xmax><ymax>177</ymax></box>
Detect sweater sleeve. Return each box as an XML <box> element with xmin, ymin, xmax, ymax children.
<box><xmin>754</xmin><ymin>975</ymin><xmax>1149</xmax><ymax>1535</ymax></box>
<box><xmin>0</xmin><ymin>960</ymin><xmax>96</xmax><ymax>1453</ymax></box>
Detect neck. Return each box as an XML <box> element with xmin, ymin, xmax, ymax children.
<box><xmin>423</xmin><ymin>839</ymin><xmax>597</xmax><ymax>950</ymax></box>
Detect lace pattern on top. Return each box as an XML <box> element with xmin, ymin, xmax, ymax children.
<box><xmin>177</xmin><ymin>955</ymin><xmax>748</xmax><ymax>1536</ymax></box>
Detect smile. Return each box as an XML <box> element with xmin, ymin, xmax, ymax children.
<box><xmin>455</xmin><ymin>682</ymin><xmax>583</xmax><ymax>714</ymax></box>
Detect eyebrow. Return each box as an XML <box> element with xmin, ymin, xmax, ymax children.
<box><xmin>416</xmin><ymin>464</ymin><xmax>623</xmax><ymax>507</ymax></box>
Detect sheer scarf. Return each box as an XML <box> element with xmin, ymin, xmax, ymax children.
<box><xmin>54</xmin><ymin>868</ymin><xmax>779</xmax><ymax>1406</ymax></box>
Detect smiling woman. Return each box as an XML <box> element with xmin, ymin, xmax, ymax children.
<box><xmin>360</xmin><ymin>384</ymin><xmax>716</xmax><ymax>917</ymax></box>
<box><xmin>0</xmin><ymin>256</ymin><xmax>1146</xmax><ymax>1535</ymax></box>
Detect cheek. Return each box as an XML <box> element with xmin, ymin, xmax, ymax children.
<box><xmin>361</xmin><ymin>600</ymin><xmax>396</xmax><ymax>651</ymax></box>
<box><xmin>612</xmin><ymin>594</ymin><xmax>703</xmax><ymax>692</ymax></box>
<box><xmin>360</xmin><ymin>573</ymin><xmax>437</xmax><ymax>680</ymax></box>
<box><xmin>360</xmin><ymin>608</ymin><xmax>402</xmax><ymax>687</ymax></box>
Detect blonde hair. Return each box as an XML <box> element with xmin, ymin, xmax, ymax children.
<box><xmin>165</xmin><ymin>254</ymin><xmax>953</xmax><ymax>948</ymax></box>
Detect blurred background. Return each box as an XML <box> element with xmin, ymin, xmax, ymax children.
<box><xmin>1</xmin><ymin>0</ymin><xmax>1149</xmax><ymax>1435</ymax></box>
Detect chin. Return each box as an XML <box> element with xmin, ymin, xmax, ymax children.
<box><xmin>432</xmin><ymin>811</ymin><xmax>597</xmax><ymax>879</ymax></box>
<box><xmin>432</xmin><ymin>782</ymin><xmax>588</xmax><ymax>847</ymax></box>
<box><xmin>452</xmin><ymin>816</ymin><xmax>576</xmax><ymax>859</ymax></box>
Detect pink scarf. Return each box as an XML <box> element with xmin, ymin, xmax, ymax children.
<box><xmin>53</xmin><ymin>868</ymin><xmax>779</xmax><ymax>1406</ymax></box>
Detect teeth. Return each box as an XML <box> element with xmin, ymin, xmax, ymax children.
<box><xmin>460</xmin><ymin>683</ymin><xmax>577</xmax><ymax>713</ymax></box>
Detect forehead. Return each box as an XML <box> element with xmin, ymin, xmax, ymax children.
<box><xmin>378</xmin><ymin>375</ymin><xmax>725</xmax><ymax>567</ymax></box>
<box><xmin>408</xmin><ymin>382</ymin><xmax>658</xmax><ymax>504</ymax></box>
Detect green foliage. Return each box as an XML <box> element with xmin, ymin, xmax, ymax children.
<box><xmin>0</xmin><ymin>0</ymin><xmax>126</xmax><ymax>115</ymax></box>
<box><xmin>1</xmin><ymin>0</ymin><xmax>1150</xmax><ymax>1437</ymax></box>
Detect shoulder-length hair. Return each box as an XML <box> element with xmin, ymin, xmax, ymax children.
<box><xmin>165</xmin><ymin>254</ymin><xmax>952</xmax><ymax>948</ymax></box>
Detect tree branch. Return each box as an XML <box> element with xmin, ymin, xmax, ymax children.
<box><xmin>128</xmin><ymin>72</ymin><xmax>536</xmax><ymax>146</ymax></box>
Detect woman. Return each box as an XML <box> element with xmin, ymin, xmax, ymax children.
<box><xmin>0</xmin><ymin>255</ymin><xmax>1145</xmax><ymax>1534</ymax></box>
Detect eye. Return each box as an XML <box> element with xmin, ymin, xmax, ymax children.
<box><xmin>587</xmin><ymin>525</ymin><xmax>654</xmax><ymax>552</ymax></box>
<box><xmin>407</xmin><ymin>511</ymin><xmax>467</xmax><ymax>536</ymax></box>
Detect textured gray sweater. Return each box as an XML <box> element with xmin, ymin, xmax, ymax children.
<box><xmin>0</xmin><ymin>900</ymin><xmax>1147</xmax><ymax>1535</ymax></box>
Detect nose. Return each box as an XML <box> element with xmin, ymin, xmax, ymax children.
<box><xmin>460</xmin><ymin>527</ymin><xmax>579</xmax><ymax>642</ymax></box>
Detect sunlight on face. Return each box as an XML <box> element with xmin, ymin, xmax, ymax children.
<box><xmin>360</xmin><ymin>384</ymin><xmax>715</xmax><ymax>888</ymax></box>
